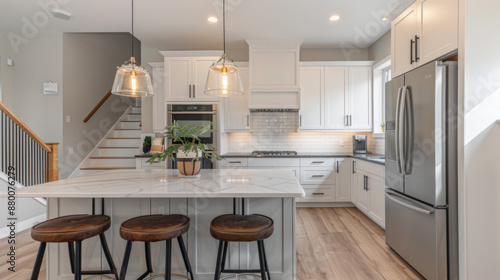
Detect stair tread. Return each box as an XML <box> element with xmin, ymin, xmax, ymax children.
<box><xmin>114</xmin><ymin>129</ymin><xmax>141</xmax><ymax>130</ymax></box>
<box><xmin>99</xmin><ymin>147</ymin><xmax>138</xmax><ymax>149</ymax></box>
<box><xmin>121</xmin><ymin>121</ymin><xmax>141</xmax><ymax>122</ymax></box>
<box><xmin>90</xmin><ymin>157</ymin><xmax>136</xmax><ymax>159</ymax></box>
<box><xmin>128</xmin><ymin>113</ymin><xmax>141</xmax><ymax>115</ymax></box>
<box><xmin>107</xmin><ymin>137</ymin><xmax>141</xmax><ymax>139</ymax></box>
<box><xmin>81</xmin><ymin>167</ymin><xmax>136</xmax><ymax>170</ymax></box>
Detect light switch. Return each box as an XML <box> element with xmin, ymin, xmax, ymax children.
<box><xmin>66</xmin><ymin>115</ymin><xmax>71</xmax><ymax>123</ymax></box>
<box><xmin>7</xmin><ymin>59</ymin><xmax>13</xmax><ymax>66</ymax></box>
<box><xmin>68</xmin><ymin>147</ymin><xmax>74</xmax><ymax>154</ymax></box>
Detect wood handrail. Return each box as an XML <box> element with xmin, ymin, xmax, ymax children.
<box><xmin>0</xmin><ymin>101</ymin><xmax>51</xmax><ymax>152</ymax></box>
<box><xmin>84</xmin><ymin>90</ymin><xmax>112</xmax><ymax>123</ymax></box>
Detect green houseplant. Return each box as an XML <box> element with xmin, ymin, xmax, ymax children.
<box><xmin>146</xmin><ymin>121</ymin><xmax>222</xmax><ymax>175</ymax></box>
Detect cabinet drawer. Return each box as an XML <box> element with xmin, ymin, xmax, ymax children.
<box><xmin>248</xmin><ymin>158</ymin><xmax>300</xmax><ymax>167</ymax></box>
<box><xmin>219</xmin><ymin>158</ymin><xmax>248</xmax><ymax>168</ymax></box>
<box><xmin>300</xmin><ymin>158</ymin><xmax>336</xmax><ymax>167</ymax></box>
<box><xmin>301</xmin><ymin>186</ymin><xmax>335</xmax><ymax>202</ymax></box>
<box><xmin>353</xmin><ymin>160</ymin><xmax>385</xmax><ymax>178</ymax></box>
<box><xmin>301</xmin><ymin>168</ymin><xmax>335</xmax><ymax>185</ymax></box>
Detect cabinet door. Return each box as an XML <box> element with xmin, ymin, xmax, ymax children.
<box><xmin>299</xmin><ymin>67</ymin><xmax>324</xmax><ymax>130</ymax></box>
<box><xmin>368</xmin><ymin>174</ymin><xmax>386</xmax><ymax>228</ymax></box>
<box><xmin>192</xmin><ymin>57</ymin><xmax>220</xmax><ymax>102</ymax></box>
<box><xmin>151</xmin><ymin>66</ymin><xmax>166</xmax><ymax>132</ymax></box>
<box><xmin>224</xmin><ymin>67</ymin><xmax>250</xmax><ymax>131</ymax></box>
<box><xmin>164</xmin><ymin>57</ymin><xmax>191</xmax><ymax>102</ymax></box>
<box><xmin>347</xmin><ymin>67</ymin><xmax>372</xmax><ymax>131</ymax></box>
<box><xmin>391</xmin><ymin>2</ymin><xmax>419</xmax><ymax>78</ymax></box>
<box><xmin>356</xmin><ymin>172</ymin><xmax>370</xmax><ymax>213</ymax></box>
<box><xmin>336</xmin><ymin>158</ymin><xmax>351</xmax><ymax>202</ymax></box>
<box><xmin>324</xmin><ymin>67</ymin><xmax>348</xmax><ymax>130</ymax></box>
<box><xmin>418</xmin><ymin>0</ymin><xmax>458</xmax><ymax>64</ymax></box>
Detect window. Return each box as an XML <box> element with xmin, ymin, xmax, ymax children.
<box><xmin>372</xmin><ymin>57</ymin><xmax>391</xmax><ymax>136</ymax></box>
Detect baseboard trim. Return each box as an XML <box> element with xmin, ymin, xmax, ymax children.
<box><xmin>296</xmin><ymin>202</ymin><xmax>355</xmax><ymax>208</ymax></box>
<box><xmin>0</xmin><ymin>214</ymin><xmax>46</xmax><ymax>239</ymax></box>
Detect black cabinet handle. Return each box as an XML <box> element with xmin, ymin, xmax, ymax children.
<box><xmin>229</xmin><ymin>161</ymin><xmax>242</xmax><ymax>164</ymax></box>
<box><xmin>312</xmin><ymin>175</ymin><xmax>325</xmax><ymax>178</ymax></box>
<box><xmin>410</xmin><ymin>38</ymin><xmax>415</xmax><ymax>64</ymax></box>
<box><xmin>189</xmin><ymin>85</ymin><xmax>192</xmax><ymax>98</ymax></box>
<box><xmin>193</xmin><ymin>85</ymin><xmax>196</xmax><ymax>98</ymax></box>
<box><xmin>352</xmin><ymin>161</ymin><xmax>356</xmax><ymax>174</ymax></box>
<box><xmin>312</xmin><ymin>193</ymin><xmax>325</xmax><ymax>195</ymax></box>
<box><xmin>312</xmin><ymin>161</ymin><xmax>324</xmax><ymax>164</ymax></box>
<box><xmin>336</xmin><ymin>160</ymin><xmax>339</xmax><ymax>173</ymax></box>
<box><xmin>415</xmin><ymin>35</ymin><xmax>420</xmax><ymax>62</ymax></box>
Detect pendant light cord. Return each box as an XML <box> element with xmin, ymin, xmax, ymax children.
<box><xmin>223</xmin><ymin>0</ymin><xmax>226</xmax><ymax>61</ymax></box>
<box><xmin>131</xmin><ymin>0</ymin><xmax>134</xmax><ymax>59</ymax></box>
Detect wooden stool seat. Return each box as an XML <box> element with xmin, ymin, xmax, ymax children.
<box><xmin>120</xmin><ymin>214</ymin><xmax>190</xmax><ymax>242</ymax></box>
<box><xmin>210</xmin><ymin>214</ymin><xmax>274</xmax><ymax>242</ymax></box>
<box><xmin>31</xmin><ymin>215</ymin><xmax>110</xmax><ymax>243</ymax></box>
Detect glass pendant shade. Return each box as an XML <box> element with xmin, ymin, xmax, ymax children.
<box><xmin>112</xmin><ymin>57</ymin><xmax>154</xmax><ymax>97</ymax></box>
<box><xmin>205</xmin><ymin>57</ymin><xmax>244</xmax><ymax>96</ymax></box>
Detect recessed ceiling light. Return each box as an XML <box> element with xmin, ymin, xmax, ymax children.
<box><xmin>382</xmin><ymin>17</ymin><xmax>388</xmax><ymax>21</ymax></box>
<box><xmin>329</xmin><ymin>15</ymin><xmax>340</xmax><ymax>22</ymax></box>
<box><xmin>207</xmin><ymin>17</ymin><xmax>218</xmax><ymax>23</ymax></box>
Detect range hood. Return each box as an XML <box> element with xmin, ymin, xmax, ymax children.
<box><xmin>246</xmin><ymin>40</ymin><xmax>301</xmax><ymax>112</ymax></box>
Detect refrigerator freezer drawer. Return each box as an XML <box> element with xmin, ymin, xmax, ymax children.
<box><xmin>385</xmin><ymin>190</ymin><xmax>447</xmax><ymax>280</ymax></box>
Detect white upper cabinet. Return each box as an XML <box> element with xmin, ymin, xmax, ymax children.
<box><xmin>162</xmin><ymin>51</ymin><xmax>222</xmax><ymax>102</ymax></box>
<box><xmin>149</xmin><ymin>62</ymin><xmax>166</xmax><ymax>132</ymax></box>
<box><xmin>224</xmin><ymin>66</ymin><xmax>250</xmax><ymax>132</ymax></box>
<box><xmin>391</xmin><ymin>0</ymin><xmax>458</xmax><ymax>78</ymax></box>
<box><xmin>418</xmin><ymin>0</ymin><xmax>459</xmax><ymax>64</ymax></box>
<box><xmin>347</xmin><ymin>67</ymin><xmax>372</xmax><ymax>131</ymax></box>
<box><xmin>299</xmin><ymin>67</ymin><xmax>324</xmax><ymax>130</ymax></box>
<box><xmin>324</xmin><ymin>67</ymin><xmax>348</xmax><ymax>130</ymax></box>
<box><xmin>299</xmin><ymin>64</ymin><xmax>373</xmax><ymax>132</ymax></box>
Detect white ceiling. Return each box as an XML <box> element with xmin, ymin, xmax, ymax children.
<box><xmin>0</xmin><ymin>0</ymin><xmax>413</xmax><ymax>50</ymax></box>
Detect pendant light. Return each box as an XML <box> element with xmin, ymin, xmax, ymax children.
<box><xmin>111</xmin><ymin>0</ymin><xmax>153</xmax><ymax>97</ymax></box>
<box><xmin>204</xmin><ymin>0</ymin><xmax>244</xmax><ymax>97</ymax></box>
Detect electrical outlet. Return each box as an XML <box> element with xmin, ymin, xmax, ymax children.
<box><xmin>340</xmin><ymin>141</ymin><xmax>345</xmax><ymax>147</ymax></box>
<box><xmin>7</xmin><ymin>59</ymin><xmax>13</xmax><ymax>66</ymax></box>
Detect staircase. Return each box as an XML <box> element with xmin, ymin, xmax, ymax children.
<box><xmin>73</xmin><ymin>106</ymin><xmax>142</xmax><ymax>177</ymax></box>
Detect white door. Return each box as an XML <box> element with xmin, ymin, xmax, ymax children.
<box><xmin>224</xmin><ymin>67</ymin><xmax>250</xmax><ymax>131</ymax></box>
<box><xmin>347</xmin><ymin>67</ymin><xmax>372</xmax><ymax>131</ymax></box>
<box><xmin>299</xmin><ymin>67</ymin><xmax>324</xmax><ymax>130</ymax></box>
<box><xmin>418</xmin><ymin>0</ymin><xmax>458</xmax><ymax>65</ymax></box>
<box><xmin>368</xmin><ymin>174</ymin><xmax>386</xmax><ymax>227</ymax></box>
<box><xmin>391</xmin><ymin>2</ymin><xmax>419</xmax><ymax>78</ymax></box>
<box><xmin>164</xmin><ymin>57</ymin><xmax>191</xmax><ymax>102</ymax></box>
<box><xmin>356</xmin><ymin>172</ymin><xmax>370</xmax><ymax>213</ymax></box>
<box><xmin>191</xmin><ymin>57</ymin><xmax>220</xmax><ymax>102</ymax></box>
<box><xmin>324</xmin><ymin>67</ymin><xmax>348</xmax><ymax>130</ymax></box>
<box><xmin>335</xmin><ymin>158</ymin><xmax>351</xmax><ymax>202</ymax></box>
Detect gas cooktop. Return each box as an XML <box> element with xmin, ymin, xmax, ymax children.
<box><xmin>251</xmin><ymin>151</ymin><xmax>298</xmax><ymax>157</ymax></box>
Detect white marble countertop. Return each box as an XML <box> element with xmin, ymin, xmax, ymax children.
<box><xmin>5</xmin><ymin>169</ymin><xmax>305</xmax><ymax>198</ymax></box>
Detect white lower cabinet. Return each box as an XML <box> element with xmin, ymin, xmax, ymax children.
<box><xmin>335</xmin><ymin>158</ymin><xmax>351</xmax><ymax>202</ymax></box>
<box><xmin>351</xmin><ymin>159</ymin><xmax>386</xmax><ymax>228</ymax></box>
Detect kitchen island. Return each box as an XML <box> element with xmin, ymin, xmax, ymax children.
<box><xmin>12</xmin><ymin>169</ymin><xmax>304</xmax><ymax>280</ymax></box>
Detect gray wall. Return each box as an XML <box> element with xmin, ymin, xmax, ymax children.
<box><xmin>301</xmin><ymin>48</ymin><xmax>370</xmax><ymax>61</ymax></box>
<box><xmin>62</xmin><ymin>33</ymin><xmax>139</xmax><ymax>178</ymax></box>
<box><xmin>368</xmin><ymin>31</ymin><xmax>391</xmax><ymax>64</ymax></box>
<box><xmin>0</xmin><ymin>28</ymin><xmax>15</xmax><ymax>107</ymax></box>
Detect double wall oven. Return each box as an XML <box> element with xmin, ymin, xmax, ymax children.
<box><xmin>167</xmin><ymin>104</ymin><xmax>218</xmax><ymax>169</ymax></box>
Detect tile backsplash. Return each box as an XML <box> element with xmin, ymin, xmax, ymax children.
<box><xmin>226</xmin><ymin>112</ymin><xmax>385</xmax><ymax>154</ymax></box>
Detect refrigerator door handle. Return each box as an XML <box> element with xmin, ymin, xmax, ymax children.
<box><xmin>404</xmin><ymin>86</ymin><xmax>414</xmax><ymax>175</ymax></box>
<box><xmin>395</xmin><ymin>87</ymin><xmax>405</xmax><ymax>174</ymax></box>
<box><xmin>386</xmin><ymin>191</ymin><xmax>434</xmax><ymax>215</ymax></box>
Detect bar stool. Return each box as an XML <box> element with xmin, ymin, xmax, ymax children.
<box><xmin>210</xmin><ymin>214</ymin><xmax>274</xmax><ymax>280</ymax></box>
<box><xmin>30</xmin><ymin>214</ymin><xmax>119</xmax><ymax>280</ymax></box>
<box><xmin>119</xmin><ymin>214</ymin><xmax>195</xmax><ymax>280</ymax></box>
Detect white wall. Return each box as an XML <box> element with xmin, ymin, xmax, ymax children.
<box><xmin>461</xmin><ymin>0</ymin><xmax>500</xmax><ymax>278</ymax></box>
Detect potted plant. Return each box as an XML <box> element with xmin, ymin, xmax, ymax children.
<box><xmin>147</xmin><ymin>121</ymin><xmax>222</xmax><ymax>176</ymax></box>
<box><xmin>142</xmin><ymin>136</ymin><xmax>152</xmax><ymax>154</ymax></box>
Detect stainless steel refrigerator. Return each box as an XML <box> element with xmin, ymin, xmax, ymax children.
<box><xmin>385</xmin><ymin>60</ymin><xmax>458</xmax><ymax>280</ymax></box>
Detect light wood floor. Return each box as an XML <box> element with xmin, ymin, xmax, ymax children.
<box><xmin>0</xmin><ymin>207</ymin><xmax>421</xmax><ymax>280</ymax></box>
<box><xmin>297</xmin><ymin>207</ymin><xmax>423</xmax><ymax>280</ymax></box>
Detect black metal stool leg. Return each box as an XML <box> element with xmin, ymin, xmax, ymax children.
<box><xmin>120</xmin><ymin>241</ymin><xmax>133</xmax><ymax>280</ymax></box>
<box><xmin>30</xmin><ymin>242</ymin><xmax>46</xmax><ymax>280</ymax></box>
<box><xmin>257</xmin><ymin>241</ymin><xmax>267</xmax><ymax>280</ymax></box>
<box><xmin>214</xmin><ymin>241</ymin><xmax>224</xmax><ymax>280</ymax></box>
<box><xmin>99</xmin><ymin>233</ymin><xmax>119</xmax><ymax>280</ymax></box>
<box><xmin>220</xmin><ymin>241</ymin><xmax>228</xmax><ymax>272</ymax></box>
<box><xmin>261</xmin><ymin>241</ymin><xmax>271</xmax><ymax>280</ymax></box>
<box><xmin>137</xmin><ymin>242</ymin><xmax>153</xmax><ymax>280</ymax></box>
<box><xmin>166</xmin><ymin>239</ymin><xmax>172</xmax><ymax>280</ymax></box>
<box><xmin>177</xmin><ymin>236</ymin><xmax>195</xmax><ymax>280</ymax></box>
<box><xmin>75</xmin><ymin>240</ymin><xmax>82</xmax><ymax>280</ymax></box>
<box><xmin>68</xmin><ymin>242</ymin><xmax>75</xmax><ymax>274</ymax></box>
